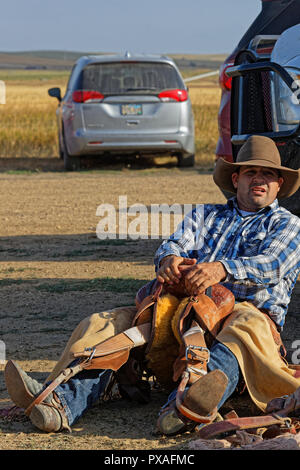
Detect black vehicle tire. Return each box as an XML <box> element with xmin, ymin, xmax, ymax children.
<box><xmin>220</xmin><ymin>189</ymin><xmax>235</xmax><ymax>202</ymax></box>
<box><xmin>279</xmin><ymin>189</ymin><xmax>300</xmax><ymax>215</ymax></box>
<box><xmin>277</xmin><ymin>143</ymin><xmax>300</xmax><ymax>216</ymax></box>
<box><xmin>58</xmin><ymin>134</ymin><xmax>64</xmax><ymax>159</ymax></box>
<box><xmin>62</xmin><ymin>135</ymin><xmax>81</xmax><ymax>171</ymax></box>
<box><xmin>177</xmin><ymin>153</ymin><xmax>195</xmax><ymax>168</ymax></box>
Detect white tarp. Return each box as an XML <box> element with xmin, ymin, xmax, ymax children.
<box><xmin>271</xmin><ymin>23</ymin><xmax>300</xmax><ymax>67</ymax></box>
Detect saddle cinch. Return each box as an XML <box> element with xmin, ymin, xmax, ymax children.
<box><xmin>24</xmin><ymin>274</ymin><xmax>236</xmax><ymax>423</ymax></box>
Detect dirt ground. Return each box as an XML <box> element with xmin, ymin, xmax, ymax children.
<box><xmin>0</xmin><ymin>156</ymin><xmax>300</xmax><ymax>451</ymax></box>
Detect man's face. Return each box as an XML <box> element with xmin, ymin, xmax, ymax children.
<box><xmin>231</xmin><ymin>166</ymin><xmax>284</xmax><ymax>212</ymax></box>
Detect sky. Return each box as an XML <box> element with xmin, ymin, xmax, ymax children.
<box><xmin>0</xmin><ymin>0</ymin><xmax>262</xmax><ymax>55</ymax></box>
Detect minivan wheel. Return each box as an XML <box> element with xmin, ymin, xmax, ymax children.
<box><xmin>177</xmin><ymin>153</ymin><xmax>195</xmax><ymax>168</ymax></box>
<box><xmin>62</xmin><ymin>136</ymin><xmax>81</xmax><ymax>171</ymax></box>
<box><xmin>58</xmin><ymin>133</ymin><xmax>64</xmax><ymax>159</ymax></box>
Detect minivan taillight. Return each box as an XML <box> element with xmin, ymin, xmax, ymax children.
<box><xmin>219</xmin><ymin>62</ymin><xmax>234</xmax><ymax>91</ymax></box>
<box><xmin>158</xmin><ymin>89</ymin><xmax>188</xmax><ymax>102</ymax></box>
<box><xmin>72</xmin><ymin>90</ymin><xmax>104</xmax><ymax>103</ymax></box>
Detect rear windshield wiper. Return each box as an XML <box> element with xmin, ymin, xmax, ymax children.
<box><xmin>123</xmin><ymin>87</ymin><xmax>158</xmax><ymax>92</ymax></box>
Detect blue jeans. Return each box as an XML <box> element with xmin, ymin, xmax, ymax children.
<box><xmin>54</xmin><ymin>341</ymin><xmax>240</xmax><ymax>426</ymax></box>
<box><xmin>54</xmin><ymin>367</ymin><xmax>114</xmax><ymax>426</ymax></box>
<box><xmin>208</xmin><ymin>340</ymin><xmax>240</xmax><ymax>408</ymax></box>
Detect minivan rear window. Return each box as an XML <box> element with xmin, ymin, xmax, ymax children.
<box><xmin>81</xmin><ymin>62</ymin><xmax>184</xmax><ymax>94</ymax></box>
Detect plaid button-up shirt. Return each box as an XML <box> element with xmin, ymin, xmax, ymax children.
<box><xmin>154</xmin><ymin>197</ymin><xmax>300</xmax><ymax>327</ymax></box>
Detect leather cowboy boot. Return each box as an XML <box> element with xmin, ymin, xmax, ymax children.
<box><xmin>157</xmin><ymin>369</ymin><xmax>228</xmax><ymax>436</ymax></box>
<box><xmin>4</xmin><ymin>360</ymin><xmax>70</xmax><ymax>432</ymax></box>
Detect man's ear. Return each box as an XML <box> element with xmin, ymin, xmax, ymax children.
<box><xmin>278</xmin><ymin>176</ymin><xmax>284</xmax><ymax>192</ymax></box>
<box><xmin>231</xmin><ymin>172</ymin><xmax>239</xmax><ymax>189</ymax></box>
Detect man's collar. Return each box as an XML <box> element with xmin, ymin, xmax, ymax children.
<box><xmin>227</xmin><ymin>197</ymin><xmax>279</xmax><ymax>214</ymax></box>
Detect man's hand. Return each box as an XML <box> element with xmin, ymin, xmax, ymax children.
<box><xmin>179</xmin><ymin>261</ymin><xmax>227</xmax><ymax>295</ymax></box>
<box><xmin>156</xmin><ymin>255</ymin><xmax>197</xmax><ymax>285</ymax></box>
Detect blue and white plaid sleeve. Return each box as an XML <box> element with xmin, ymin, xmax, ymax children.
<box><xmin>221</xmin><ymin>215</ymin><xmax>300</xmax><ymax>285</ymax></box>
<box><xmin>154</xmin><ymin>207</ymin><xmax>202</xmax><ymax>270</ymax></box>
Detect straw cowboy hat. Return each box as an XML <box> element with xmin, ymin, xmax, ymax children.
<box><xmin>213</xmin><ymin>135</ymin><xmax>300</xmax><ymax>199</ymax></box>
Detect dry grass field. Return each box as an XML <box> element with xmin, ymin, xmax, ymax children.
<box><xmin>0</xmin><ymin>70</ymin><xmax>67</xmax><ymax>158</ymax></box>
<box><xmin>0</xmin><ymin>69</ymin><xmax>221</xmax><ymax>165</ymax></box>
<box><xmin>188</xmin><ymin>78</ymin><xmax>221</xmax><ymax>161</ymax></box>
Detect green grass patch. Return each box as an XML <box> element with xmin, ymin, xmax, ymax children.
<box><xmin>0</xmin><ymin>266</ymin><xmax>40</xmax><ymax>273</ymax></box>
<box><xmin>88</xmin><ymin>239</ymin><xmax>135</xmax><ymax>246</ymax></box>
<box><xmin>4</xmin><ymin>169</ymin><xmax>41</xmax><ymax>175</ymax></box>
<box><xmin>0</xmin><ymin>248</ymin><xmax>32</xmax><ymax>256</ymax></box>
<box><xmin>0</xmin><ymin>279</ymin><xmax>26</xmax><ymax>286</ymax></box>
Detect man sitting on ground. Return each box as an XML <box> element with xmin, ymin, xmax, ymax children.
<box><xmin>4</xmin><ymin>135</ymin><xmax>300</xmax><ymax>434</ymax></box>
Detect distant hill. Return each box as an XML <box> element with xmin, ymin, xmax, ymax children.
<box><xmin>0</xmin><ymin>50</ymin><xmax>227</xmax><ymax>70</ymax></box>
<box><xmin>171</xmin><ymin>53</ymin><xmax>227</xmax><ymax>70</ymax></box>
<box><xmin>0</xmin><ymin>50</ymin><xmax>100</xmax><ymax>69</ymax></box>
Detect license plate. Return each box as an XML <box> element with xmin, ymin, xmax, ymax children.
<box><xmin>121</xmin><ymin>104</ymin><xmax>142</xmax><ymax>116</ymax></box>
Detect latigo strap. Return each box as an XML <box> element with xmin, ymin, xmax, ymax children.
<box><xmin>196</xmin><ymin>411</ymin><xmax>293</xmax><ymax>439</ymax></box>
<box><xmin>25</xmin><ymin>323</ymin><xmax>151</xmax><ymax>415</ymax></box>
<box><xmin>25</xmin><ymin>362</ymin><xmax>85</xmax><ymax>416</ymax></box>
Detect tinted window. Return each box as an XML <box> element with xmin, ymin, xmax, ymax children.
<box><xmin>81</xmin><ymin>62</ymin><xmax>184</xmax><ymax>94</ymax></box>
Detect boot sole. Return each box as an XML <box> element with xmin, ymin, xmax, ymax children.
<box><xmin>157</xmin><ymin>406</ymin><xmax>187</xmax><ymax>436</ymax></box>
<box><xmin>183</xmin><ymin>369</ymin><xmax>228</xmax><ymax>416</ymax></box>
<box><xmin>157</xmin><ymin>406</ymin><xmax>197</xmax><ymax>436</ymax></box>
<box><xmin>4</xmin><ymin>360</ymin><xmax>34</xmax><ymax>409</ymax></box>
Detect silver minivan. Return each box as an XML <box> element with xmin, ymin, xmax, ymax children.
<box><xmin>48</xmin><ymin>53</ymin><xmax>195</xmax><ymax>170</ymax></box>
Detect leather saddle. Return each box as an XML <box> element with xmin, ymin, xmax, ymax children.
<box><xmin>24</xmin><ymin>274</ymin><xmax>235</xmax><ymax>414</ymax></box>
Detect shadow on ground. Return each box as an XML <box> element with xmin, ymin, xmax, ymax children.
<box><xmin>0</xmin><ymin>155</ymin><xmax>213</xmax><ymax>173</ymax></box>
<box><xmin>0</xmin><ymin>234</ymin><xmax>160</xmax><ymax>264</ymax></box>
